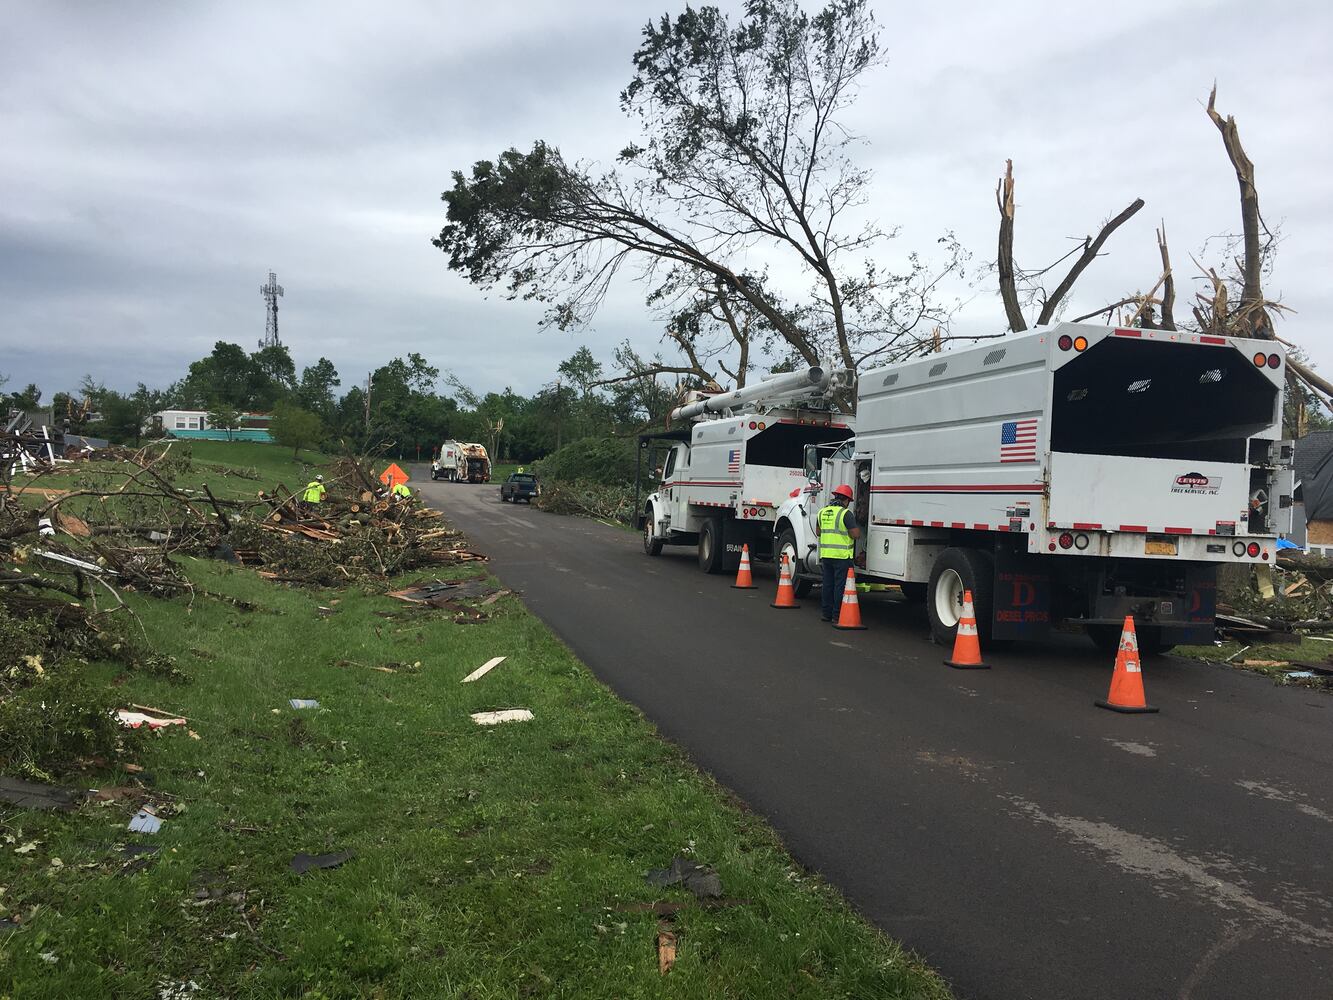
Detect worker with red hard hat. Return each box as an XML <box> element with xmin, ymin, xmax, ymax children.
<box><xmin>815</xmin><ymin>483</ymin><xmax>862</xmax><ymax>623</ymax></box>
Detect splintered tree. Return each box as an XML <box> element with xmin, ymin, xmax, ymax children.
<box><xmin>433</xmin><ymin>0</ymin><xmax>965</xmax><ymax>407</ymax></box>
<box><xmin>994</xmin><ymin>159</ymin><xmax>1144</xmax><ymax>332</ymax></box>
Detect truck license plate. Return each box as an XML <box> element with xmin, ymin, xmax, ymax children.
<box><xmin>1145</xmin><ymin>538</ymin><xmax>1177</xmax><ymax>556</ymax></box>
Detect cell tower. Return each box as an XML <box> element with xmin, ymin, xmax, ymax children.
<box><xmin>259</xmin><ymin>270</ymin><xmax>284</xmax><ymax>348</ymax></box>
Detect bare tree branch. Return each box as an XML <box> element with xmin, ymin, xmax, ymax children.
<box><xmin>1035</xmin><ymin>198</ymin><xmax>1145</xmax><ymax>325</ymax></box>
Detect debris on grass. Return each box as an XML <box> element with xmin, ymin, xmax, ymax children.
<box><xmin>462</xmin><ymin>656</ymin><xmax>506</xmax><ymax>683</ymax></box>
<box><xmin>117</xmin><ymin>709</ymin><xmax>187</xmax><ymax>729</ymax></box>
<box><xmin>288</xmin><ymin>699</ymin><xmax>319</xmax><ymax>709</ymax></box>
<box><xmin>470</xmin><ymin>709</ymin><xmax>533</xmax><ymax>725</ymax></box>
<box><xmin>0</xmin><ymin>776</ymin><xmax>84</xmax><ymax>811</ymax></box>
<box><xmin>290</xmin><ymin>849</ymin><xmax>354</xmax><ymax>874</ymax></box>
<box><xmin>128</xmin><ymin>808</ymin><xmax>161</xmax><ymax>834</ymax></box>
<box><xmin>657</xmin><ymin>922</ymin><xmax>678</xmax><ymax>974</ymax></box>
<box><xmin>645</xmin><ymin>857</ymin><xmax>723</xmax><ymax>899</ymax></box>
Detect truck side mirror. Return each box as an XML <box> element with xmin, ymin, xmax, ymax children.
<box><xmin>803</xmin><ymin>444</ymin><xmax>819</xmax><ymax>480</ymax></box>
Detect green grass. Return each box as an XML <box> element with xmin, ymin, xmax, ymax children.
<box><xmin>0</xmin><ymin>451</ymin><xmax>951</xmax><ymax>999</ymax></box>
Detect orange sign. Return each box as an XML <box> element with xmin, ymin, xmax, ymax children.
<box><xmin>379</xmin><ymin>463</ymin><xmax>410</xmax><ymax>488</ymax></box>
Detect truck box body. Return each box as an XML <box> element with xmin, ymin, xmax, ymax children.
<box><xmin>773</xmin><ymin>323</ymin><xmax>1292</xmax><ymax>646</ymax></box>
<box><xmin>857</xmin><ymin>325</ymin><xmax>1289</xmax><ymax>562</ymax></box>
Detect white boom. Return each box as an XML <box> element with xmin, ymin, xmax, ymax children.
<box><xmin>669</xmin><ymin>366</ymin><xmax>836</xmax><ymax>422</ymax></box>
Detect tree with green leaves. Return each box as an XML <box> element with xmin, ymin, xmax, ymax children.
<box><xmin>269</xmin><ymin>402</ymin><xmax>325</xmax><ymax>459</ymax></box>
<box><xmin>205</xmin><ymin>402</ymin><xmax>243</xmax><ymax>442</ymax></box>
<box><xmin>94</xmin><ymin>384</ymin><xmax>166</xmax><ymax>446</ymax></box>
<box><xmin>434</xmin><ymin>0</ymin><xmax>965</xmax><ymax>404</ymax></box>
<box><xmin>297</xmin><ymin>358</ymin><xmax>341</xmax><ymax>418</ymax></box>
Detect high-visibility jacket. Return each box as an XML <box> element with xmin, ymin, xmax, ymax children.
<box><xmin>818</xmin><ymin>504</ymin><xmax>854</xmax><ymax>560</ymax></box>
<box><xmin>303</xmin><ymin>481</ymin><xmax>326</xmax><ymax>504</ymax></box>
<box><xmin>392</xmin><ymin>482</ymin><xmax>411</xmax><ymax>499</ymax></box>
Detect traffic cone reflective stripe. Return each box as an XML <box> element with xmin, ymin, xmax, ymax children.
<box><xmin>1096</xmin><ymin>616</ymin><xmax>1158</xmax><ymax>713</ymax></box>
<box><xmin>944</xmin><ymin>589</ymin><xmax>989</xmax><ymax>669</ymax></box>
<box><xmin>732</xmin><ymin>544</ymin><xmax>757</xmax><ymax>589</ymax></box>
<box><xmin>771</xmin><ymin>553</ymin><xmax>800</xmax><ymax>609</ymax></box>
<box><xmin>834</xmin><ymin>567</ymin><xmax>867</xmax><ymax>630</ymax></box>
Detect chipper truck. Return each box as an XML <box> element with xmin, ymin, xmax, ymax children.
<box><xmin>772</xmin><ymin>322</ymin><xmax>1294</xmax><ymax>652</ymax></box>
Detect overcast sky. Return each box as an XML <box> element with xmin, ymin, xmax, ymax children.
<box><xmin>2</xmin><ymin>0</ymin><xmax>1329</xmax><ymax>402</ymax></box>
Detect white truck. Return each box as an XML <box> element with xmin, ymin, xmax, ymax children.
<box><xmin>638</xmin><ymin>367</ymin><xmax>853</xmax><ymax>574</ymax></box>
<box><xmin>773</xmin><ymin>321</ymin><xmax>1293</xmax><ymax>652</ymax></box>
<box><xmin>431</xmin><ymin>440</ymin><xmax>462</xmax><ymax>481</ymax></box>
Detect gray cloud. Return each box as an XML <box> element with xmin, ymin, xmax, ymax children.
<box><xmin>2</xmin><ymin>0</ymin><xmax>1330</xmax><ymax>402</ymax></box>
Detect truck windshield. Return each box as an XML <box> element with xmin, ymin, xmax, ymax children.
<box><xmin>1052</xmin><ymin>339</ymin><xmax>1277</xmax><ymax>463</ymax></box>
<box><xmin>746</xmin><ymin>423</ymin><xmax>850</xmax><ymax>466</ymax></box>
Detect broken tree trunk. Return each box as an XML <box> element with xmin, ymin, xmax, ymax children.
<box><xmin>1156</xmin><ymin>222</ymin><xmax>1176</xmax><ymax>331</ymax></box>
<box><xmin>1206</xmin><ymin>85</ymin><xmax>1267</xmax><ymax>336</ymax></box>
<box><xmin>995</xmin><ymin>160</ymin><xmax>1026</xmax><ymax>333</ymax></box>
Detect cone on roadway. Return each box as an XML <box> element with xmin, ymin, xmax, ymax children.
<box><xmin>833</xmin><ymin>567</ymin><xmax>867</xmax><ymax>630</ymax></box>
<box><xmin>1095</xmin><ymin>616</ymin><xmax>1158</xmax><ymax>713</ymax></box>
<box><xmin>732</xmin><ymin>544</ymin><xmax>757</xmax><ymax>589</ymax></box>
<box><xmin>771</xmin><ymin>553</ymin><xmax>800</xmax><ymax>609</ymax></box>
<box><xmin>944</xmin><ymin>589</ymin><xmax>989</xmax><ymax>669</ymax></box>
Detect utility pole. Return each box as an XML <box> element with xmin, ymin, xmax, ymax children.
<box><xmin>363</xmin><ymin>373</ymin><xmax>373</xmax><ymax>432</ymax></box>
<box><xmin>259</xmin><ymin>270</ymin><xmax>284</xmax><ymax>348</ymax></box>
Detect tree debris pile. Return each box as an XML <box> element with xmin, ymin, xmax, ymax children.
<box><xmin>534</xmin><ymin>481</ymin><xmax>634</xmax><ymax>524</ymax></box>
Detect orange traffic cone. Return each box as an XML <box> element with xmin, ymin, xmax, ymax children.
<box><xmin>1095</xmin><ymin>616</ymin><xmax>1158</xmax><ymax>713</ymax></box>
<box><xmin>944</xmin><ymin>589</ymin><xmax>989</xmax><ymax>669</ymax></box>
<box><xmin>732</xmin><ymin>544</ymin><xmax>757</xmax><ymax>589</ymax></box>
<box><xmin>833</xmin><ymin>568</ymin><xmax>866</xmax><ymax>630</ymax></box>
<box><xmin>771</xmin><ymin>553</ymin><xmax>800</xmax><ymax>609</ymax></box>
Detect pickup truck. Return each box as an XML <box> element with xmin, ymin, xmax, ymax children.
<box><xmin>499</xmin><ymin>473</ymin><xmax>541</xmax><ymax>503</ymax></box>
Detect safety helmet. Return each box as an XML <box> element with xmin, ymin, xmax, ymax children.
<box><xmin>832</xmin><ymin>484</ymin><xmax>854</xmax><ymax>500</ymax></box>
<box><xmin>315</xmin><ymin>475</ymin><xmax>324</xmax><ymax>482</ymax></box>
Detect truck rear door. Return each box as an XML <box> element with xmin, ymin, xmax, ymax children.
<box><xmin>1047</xmin><ymin>333</ymin><xmax>1282</xmax><ymax>536</ymax></box>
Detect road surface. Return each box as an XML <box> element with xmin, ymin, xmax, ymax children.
<box><xmin>418</xmin><ymin>473</ymin><xmax>1333</xmax><ymax>1000</ymax></box>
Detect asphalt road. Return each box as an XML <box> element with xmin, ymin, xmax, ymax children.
<box><xmin>417</xmin><ymin>472</ymin><xmax>1333</xmax><ymax>1000</ymax></box>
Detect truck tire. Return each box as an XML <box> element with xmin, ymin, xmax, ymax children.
<box><xmin>698</xmin><ymin>518</ymin><xmax>724</xmax><ymax>574</ymax></box>
<box><xmin>927</xmin><ymin>548</ymin><xmax>995</xmax><ymax>647</ymax></box>
<box><xmin>775</xmin><ymin>527</ymin><xmax>815</xmax><ymax>598</ymax></box>
<box><xmin>1086</xmin><ymin>624</ymin><xmax>1175</xmax><ymax>657</ymax></box>
<box><xmin>643</xmin><ymin>508</ymin><xmax>663</xmax><ymax>556</ymax></box>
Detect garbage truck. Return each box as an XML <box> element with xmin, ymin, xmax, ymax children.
<box><xmin>771</xmin><ymin>322</ymin><xmax>1293</xmax><ymax>652</ymax></box>
<box><xmin>637</xmin><ymin>366</ymin><xmax>853</xmax><ymax>573</ymax></box>
<box><xmin>431</xmin><ymin>441</ymin><xmax>462</xmax><ymax>481</ymax></box>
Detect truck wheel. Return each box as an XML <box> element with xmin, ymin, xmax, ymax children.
<box><xmin>927</xmin><ymin>548</ymin><xmax>995</xmax><ymax>647</ymax></box>
<box><xmin>899</xmin><ymin>582</ymin><xmax>927</xmax><ymax>603</ymax></box>
<box><xmin>643</xmin><ymin>509</ymin><xmax>663</xmax><ymax>556</ymax></box>
<box><xmin>775</xmin><ymin>528</ymin><xmax>814</xmax><ymax>598</ymax></box>
<box><xmin>1086</xmin><ymin>624</ymin><xmax>1175</xmax><ymax>657</ymax></box>
<box><xmin>698</xmin><ymin>519</ymin><xmax>724</xmax><ymax>574</ymax></box>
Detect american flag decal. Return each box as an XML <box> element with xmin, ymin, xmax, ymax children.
<box><xmin>1000</xmin><ymin>419</ymin><xmax>1038</xmax><ymax>463</ymax></box>
<box><xmin>727</xmin><ymin>448</ymin><xmax>741</xmax><ymax>473</ymax></box>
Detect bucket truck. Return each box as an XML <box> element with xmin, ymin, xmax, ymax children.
<box><xmin>637</xmin><ymin>366</ymin><xmax>853</xmax><ymax>575</ymax></box>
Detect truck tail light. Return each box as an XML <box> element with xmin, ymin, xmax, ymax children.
<box><xmin>1267</xmin><ymin>353</ymin><xmax>1281</xmax><ymax>369</ymax></box>
<box><xmin>1253</xmin><ymin>352</ymin><xmax>1267</xmax><ymax>368</ymax></box>
<box><xmin>1246</xmin><ymin>542</ymin><xmax>1261</xmax><ymax>557</ymax></box>
<box><xmin>1073</xmin><ymin>533</ymin><xmax>1089</xmax><ymax>550</ymax></box>
<box><xmin>1073</xmin><ymin>336</ymin><xmax>1088</xmax><ymax>352</ymax></box>
<box><xmin>1058</xmin><ymin>532</ymin><xmax>1074</xmax><ymax>549</ymax></box>
<box><xmin>1057</xmin><ymin>335</ymin><xmax>1073</xmax><ymax>351</ymax></box>
<box><xmin>1232</xmin><ymin>541</ymin><xmax>1246</xmax><ymax>557</ymax></box>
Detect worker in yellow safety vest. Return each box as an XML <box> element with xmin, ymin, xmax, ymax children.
<box><xmin>301</xmin><ymin>475</ymin><xmax>327</xmax><ymax>510</ymax></box>
<box><xmin>391</xmin><ymin>481</ymin><xmax>412</xmax><ymax>503</ymax></box>
<box><xmin>815</xmin><ymin>484</ymin><xmax>862</xmax><ymax>623</ymax></box>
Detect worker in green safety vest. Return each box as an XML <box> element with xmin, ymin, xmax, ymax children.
<box><xmin>301</xmin><ymin>475</ymin><xmax>327</xmax><ymax>510</ymax></box>
<box><xmin>391</xmin><ymin>481</ymin><xmax>412</xmax><ymax>503</ymax></box>
<box><xmin>815</xmin><ymin>484</ymin><xmax>861</xmax><ymax>623</ymax></box>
